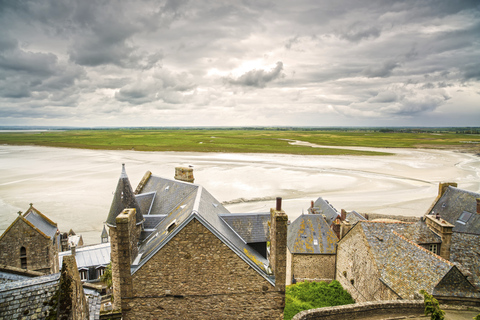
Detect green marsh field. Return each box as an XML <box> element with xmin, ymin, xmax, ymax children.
<box><xmin>0</xmin><ymin>129</ymin><xmax>479</xmax><ymax>156</ymax></box>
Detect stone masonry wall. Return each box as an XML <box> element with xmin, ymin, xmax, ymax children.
<box><xmin>335</xmin><ymin>227</ymin><xmax>399</xmax><ymax>302</ymax></box>
<box><xmin>292</xmin><ymin>254</ymin><xmax>336</xmax><ymax>283</ymax></box>
<box><xmin>292</xmin><ymin>300</ymin><xmax>424</xmax><ymax>320</ymax></box>
<box><xmin>124</xmin><ymin>218</ymin><xmax>285</xmax><ymax>319</ymax></box>
<box><xmin>0</xmin><ymin>218</ymin><xmax>57</xmax><ymax>274</ymax></box>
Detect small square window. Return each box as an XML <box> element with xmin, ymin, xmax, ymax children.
<box><xmin>429</xmin><ymin>244</ymin><xmax>438</xmax><ymax>254</ymax></box>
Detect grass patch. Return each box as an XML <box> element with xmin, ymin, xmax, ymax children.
<box><xmin>0</xmin><ymin>129</ymin><xmax>478</xmax><ymax>155</ymax></box>
<box><xmin>284</xmin><ymin>280</ymin><xmax>355</xmax><ymax>320</ymax></box>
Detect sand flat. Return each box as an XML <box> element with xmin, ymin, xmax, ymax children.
<box><xmin>0</xmin><ymin>145</ymin><xmax>479</xmax><ymax>244</ymax></box>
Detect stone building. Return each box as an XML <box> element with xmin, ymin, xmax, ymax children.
<box><xmin>59</xmin><ymin>243</ymin><xmax>111</xmax><ymax>283</ymax></box>
<box><xmin>0</xmin><ymin>204</ymin><xmax>60</xmax><ymax>274</ymax></box>
<box><xmin>106</xmin><ymin>164</ymin><xmax>287</xmax><ymax>319</ymax></box>
<box><xmin>336</xmin><ymin>220</ymin><xmax>479</xmax><ymax>304</ymax></box>
<box><xmin>425</xmin><ymin>183</ymin><xmax>480</xmax><ymax>291</ymax></box>
<box><xmin>0</xmin><ymin>256</ymin><xmax>101</xmax><ymax>320</ymax></box>
<box><xmin>286</xmin><ymin>213</ymin><xmax>338</xmax><ymax>285</ymax></box>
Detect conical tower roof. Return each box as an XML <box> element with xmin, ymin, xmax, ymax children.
<box><xmin>106</xmin><ymin>164</ymin><xmax>144</xmax><ymax>227</ymax></box>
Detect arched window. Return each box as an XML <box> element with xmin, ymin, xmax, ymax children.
<box><xmin>20</xmin><ymin>247</ymin><xmax>27</xmax><ymax>269</ymax></box>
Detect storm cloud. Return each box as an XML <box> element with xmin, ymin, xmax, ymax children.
<box><xmin>0</xmin><ymin>0</ymin><xmax>479</xmax><ymax>126</ymax></box>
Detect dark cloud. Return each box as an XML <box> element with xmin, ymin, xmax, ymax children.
<box><xmin>227</xmin><ymin>62</ymin><xmax>284</xmax><ymax>88</ymax></box>
<box><xmin>362</xmin><ymin>60</ymin><xmax>400</xmax><ymax>78</ymax></box>
<box><xmin>0</xmin><ymin>0</ymin><xmax>478</xmax><ymax>126</ymax></box>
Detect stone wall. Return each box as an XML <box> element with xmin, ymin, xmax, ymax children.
<box><xmin>292</xmin><ymin>300</ymin><xmax>424</xmax><ymax>320</ymax></box>
<box><xmin>335</xmin><ymin>226</ymin><xmax>399</xmax><ymax>302</ymax></box>
<box><xmin>123</xmin><ymin>218</ymin><xmax>285</xmax><ymax>319</ymax></box>
<box><xmin>291</xmin><ymin>254</ymin><xmax>336</xmax><ymax>283</ymax></box>
<box><xmin>0</xmin><ymin>217</ymin><xmax>58</xmax><ymax>274</ymax></box>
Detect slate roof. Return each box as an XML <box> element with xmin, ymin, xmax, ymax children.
<box><xmin>130</xmin><ymin>173</ymin><xmax>274</xmax><ymax>284</ymax></box>
<box><xmin>0</xmin><ymin>272</ymin><xmax>101</xmax><ymax>320</ymax></box>
<box><xmin>220</xmin><ymin>213</ymin><xmax>270</xmax><ymax>243</ymax></box>
<box><xmin>59</xmin><ymin>243</ymin><xmax>111</xmax><ymax>269</ymax></box>
<box><xmin>287</xmin><ymin>214</ymin><xmax>337</xmax><ymax>254</ymax></box>
<box><xmin>345</xmin><ymin>210</ymin><xmax>367</xmax><ymax>225</ymax></box>
<box><xmin>450</xmin><ymin>232</ymin><xmax>480</xmax><ymax>290</ymax></box>
<box><xmin>23</xmin><ymin>205</ymin><xmax>58</xmax><ymax>239</ymax></box>
<box><xmin>400</xmin><ymin>220</ymin><xmax>441</xmax><ymax>244</ymax></box>
<box><xmin>358</xmin><ymin>221</ymin><xmax>479</xmax><ymax>299</ymax></box>
<box><xmin>428</xmin><ymin>186</ymin><xmax>480</xmax><ymax>235</ymax></box>
<box><xmin>0</xmin><ymin>273</ymin><xmax>60</xmax><ymax>319</ymax></box>
<box><xmin>106</xmin><ymin>164</ymin><xmax>144</xmax><ymax>226</ymax></box>
<box><xmin>309</xmin><ymin>197</ymin><xmax>339</xmax><ymax>226</ymax></box>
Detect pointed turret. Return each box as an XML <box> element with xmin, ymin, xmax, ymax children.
<box><xmin>106</xmin><ymin>164</ymin><xmax>144</xmax><ymax>227</ymax></box>
<box><xmin>101</xmin><ymin>225</ymin><xmax>109</xmax><ymax>243</ymax></box>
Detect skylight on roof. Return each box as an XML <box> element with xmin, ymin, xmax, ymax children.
<box><xmin>456</xmin><ymin>211</ymin><xmax>472</xmax><ymax>225</ymax></box>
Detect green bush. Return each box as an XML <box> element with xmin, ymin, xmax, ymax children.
<box><xmin>284</xmin><ymin>280</ymin><xmax>354</xmax><ymax>320</ymax></box>
<box><xmin>420</xmin><ymin>290</ymin><xmax>445</xmax><ymax>320</ymax></box>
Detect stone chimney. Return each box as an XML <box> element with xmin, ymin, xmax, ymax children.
<box><xmin>340</xmin><ymin>209</ymin><xmax>347</xmax><ymax>221</ymax></box>
<box><xmin>438</xmin><ymin>182</ymin><xmax>457</xmax><ymax>197</ymax></box>
<box><xmin>425</xmin><ymin>214</ymin><xmax>454</xmax><ymax>260</ymax></box>
<box><xmin>110</xmin><ymin>208</ymin><xmax>138</xmax><ymax>311</ymax></box>
<box><xmin>269</xmin><ymin>197</ymin><xmax>288</xmax><ymax>294</ymax></box>
<box><xmin>174</xmin><ymin>166</ymin><xmax>194</xmax><ymax>183</ymax></box>
<box><xmin>71</xmin><ymin>245</ymin><xmax>76</xmax><ymax>256</ymax></box>
<box><xmin>476</xmin><ymin>198</ymin><xmax>480</xmax><ymax>214</ymax></box>
<box><xmin>57</xmin><ymin>255</ymin><xmax>89</xmax><ymax>320</ymax></box>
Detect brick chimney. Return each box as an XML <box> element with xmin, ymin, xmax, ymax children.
<box><xmin>269</xmin><ymin>197</ymin><xmax>288</xmax><ymax>294</ymax></box>
<box><xmin>425</xmin><ymin>214</ymin><xmax>453</xmax><ymax>260</ymax></box>
<box><xmin>174</xmin><ymin>167</ymin><xmax>194</xmax><ymax>183</ymax></box>
<box><xmin>110</xmin><ymin>208</ymin><xmax>138</xmax><ymax>311</ymax></box>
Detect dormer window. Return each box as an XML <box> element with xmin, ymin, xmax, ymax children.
<box><xmin>166</xmin><ymin>220</ymin><xmax>177</xmax><ymax>233</ymax></box>
<box><xmin>429</xmin><ymin>244</ymin><xmax>438</xmax><ymax>254</ymax></box>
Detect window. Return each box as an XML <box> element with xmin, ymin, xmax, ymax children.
<box><xmin>80</xmin><ymin>269</ymin><xmax>88</xmax><ymax>281</ymax></box>
<box><xmin>97</xmin><ymin>268</ymin><xmax>105</xmax><ymax>278</ymax></box>
<box><xmin>456</xmin><ymin>211</ymin><xmax>472</xmax><ymax>225</ymax></box>
<box><xmin>429</xmin><ymin>244</ymin><xmax>438</xmax><ymax>254</ymax></box>
<box><xmin>20</xmin><ymin>247</ymin><xmax>27</xmax><ymax>269</ymax></box>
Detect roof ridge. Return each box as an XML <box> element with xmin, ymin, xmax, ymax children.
<box><xmin>0</xmin><ymin>273</ymin><xmax>60</xmax><ymax>293</ymax></box>
<box><xmin>24</xmin><ymin>205</ymin><xmax>57</xmax><ymax>227</ymax></box>
<box><xmin>391</xmin><ymin>230</ymin><xmax>454</xmax><ymax>266</ymax></box>
<box><xmin>0</xmin><ymin>215</ymin><xmax>51</xmax><ymax>241</ymax></box>
<box><xmin>359</xmin><ymin>220</ymin><xmax>414</xmax><ymax>225</ymax></box>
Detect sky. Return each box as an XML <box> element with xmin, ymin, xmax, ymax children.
<box><xmin>0</xmin><ymin>0</ymin><xmax>479</xmax><ymax>127</ymax></box>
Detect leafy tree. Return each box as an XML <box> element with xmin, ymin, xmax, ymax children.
<box><xmin>474</xmin><ymin>313</ymin><xmax>480</xmax><ymax>320</ymax></box>
<box><xmin>420</xmin><ymin>290</ymin><xmax>445</xmax><ymax>320</ymax></box>
<box><xmin>100</xmin><ymin>263</ymin><xmax>112</xmax><ymax>289</ymax></box>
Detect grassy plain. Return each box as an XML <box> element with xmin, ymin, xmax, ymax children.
<box><xmin>0</xmin><ymin>129</ymin><xmax>479</xmax><ymax>156</ymax></box>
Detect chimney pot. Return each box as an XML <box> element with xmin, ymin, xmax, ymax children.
<box><xmin>476</xmin><ymin>198</ymin><xmax>480</xmax><ymax>214</ymax></box>
<box><xmin>276</xmin><ymin>197</ymin><xmax>282</xmax><ymax>211</ymax></box>
<box><xmin>310</xmin><ymin>200</ymin><xmax>314</xmax><ymax>208</ymax></box>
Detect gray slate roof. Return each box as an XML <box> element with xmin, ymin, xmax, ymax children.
<box><xmin>359</xmin><ymin>221</ymin><xmax>479</xmax><ymax>299</ymax></box>
<box><xmin>309</xmin><ymin>197</ymin><xmax>339</xmax><ymax>226</ymax></box>
<box><xmin>450</xmin><ymin>232</ymin><xmax>480</xmax><ymax>290</ymax></box>
<box><xmin>0</xmin><ymin>273</ymin><xmax>60</xmax><ymax>319</ymax></box>
<box><xmin>429</xmin><ymin>186</ymin><xmax>480</xmax><ymax>235</ymax></box>
<box><xmin>287</xmin><ymin>214</ymin><xmax>337</xmax><ymax>254</ymax></box>
<box><xmin>0</xmin><ymin>272</ymin><xmax>101</xmax><ymax>320</ymax></box>
<box><xmin>345</xmin><ymin>210</ymin><xmax>367</xmax><ymax>224</ymax></box>
<box><xmin>58</xmin><ymin>243</ymin><xmax>111</xmax><ymax>269</ymax></box>
<box><xmin>23</xmin><ymin>206</ymin><xmax>57</xmax><ymax>239</ymax></box>
<box><xmin>106</xmin><ymin>164</ymin><xmax>144</xmax><ymax>226</ymax></box>
<box><xmin>220</xmin><ymin>213</ymin><xmax>270</xmax><ymax>243</ymax></box>
<box><xmin>130</xmin><ymin>174</ymin><xmax>273</xmax><ymax>284</ymax></box>
<box><xmin>400</xmin><ymin>220</ymin><xmax>441</xmax><ymax>244</ymax></box>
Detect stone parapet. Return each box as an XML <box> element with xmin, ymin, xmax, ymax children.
<box><xmin>292</xmin><ymin>300</ymin><xmax>424</xmax><ymax>320</ymax></box>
